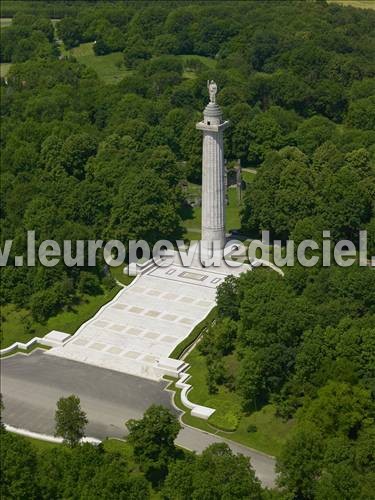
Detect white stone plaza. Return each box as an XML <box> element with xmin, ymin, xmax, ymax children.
<box><xmin>48</xmin><ymin>250</ymin><xmax>249</xmax><ymax>381</ymax></box>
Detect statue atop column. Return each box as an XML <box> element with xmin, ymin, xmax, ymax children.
<box><xmin>207</xmin><ymin>80</ymin><xmax>217</xmax><ymax>103</ymax></box>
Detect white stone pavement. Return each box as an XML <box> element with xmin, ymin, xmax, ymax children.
<box><xmin>48</xmin><ymin>248</ymin><xmax>250</xmax><ymax>381</ymax></box>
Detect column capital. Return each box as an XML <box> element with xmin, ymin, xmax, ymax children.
<box><xmin>196</xmin><ymin>120</ymin><xmax>230</xmax><ymax>132</ymax></box>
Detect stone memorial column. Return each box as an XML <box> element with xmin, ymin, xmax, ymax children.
<box><xmin>196</xmin><ymin>81</ymin><xmax>229</xmax><ymax>263</ymax></box>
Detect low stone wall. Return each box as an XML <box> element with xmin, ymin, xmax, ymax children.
<box><xmin>1</xmin><ymin>337</ymin><xmax>44</xmax><ymax>356</ymax></box>
<box><xmin>5</xmin><ymin>424</ymin><xmax>101</xmax><ymax>445</ymax></box>
<box><xmin>254</xmin><ymin>259</ymin><xmax>285</xmax><ymax>276</ymax></box>
<box><xmin>0</xmin><ymin>330</ymin><xmax>70</xmax><ymax>357</ymax></box>
<box><xmin>176</xmin><ymin>371</ymin><xmax>215</xmax><ymax>419</ymax></box>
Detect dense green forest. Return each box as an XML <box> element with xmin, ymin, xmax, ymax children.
<box><xmin>1</xmin><ymin>0</ymin><xmax>375</xmax><ymax>498</ymax></box>
<box><xmin>1</xmin><ymin>405</ymin><xmax>264</xmax><ymax>499</ymax></box>
<box><xmin>203</xmin><ymin>266</ymin><xmax>375</xmax><ymax>498</ymax></box>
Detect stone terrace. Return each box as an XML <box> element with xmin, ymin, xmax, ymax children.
<box><xmin>48</xmin><ymin>254</ymin><xmax>249</xmax><ymax>380</ymax></box>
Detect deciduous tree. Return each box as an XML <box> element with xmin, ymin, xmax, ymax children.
<box><xmin>55</xmin><ymin>395</ymin><xmax>88</xmax><ymax>447</ymax></box>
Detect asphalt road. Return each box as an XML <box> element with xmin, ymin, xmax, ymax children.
<box><xmin>176</xmin><ymin>427</ymin><xmax>276</xmax><ymax>488</ymax></box>
<box><xmin>1</xmin><ymin>350</ymin><xmax>276</xmax><ymax>487</ymax></box>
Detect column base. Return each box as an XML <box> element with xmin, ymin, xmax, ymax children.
<box><xmin>199</xmin><ymin>240</ymin><xmax>225</xmax><ymax>267</ymax></box>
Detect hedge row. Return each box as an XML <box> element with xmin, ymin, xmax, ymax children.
<box><xmin>170</xmin><ymin>307</ymin><xmax>217</xmax><ymax>359</ymax></box>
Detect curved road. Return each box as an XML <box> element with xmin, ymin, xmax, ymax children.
<box><xmin>1</xmin><ymin>350</ymin><xmax>276</xmax><ymax>488</ymax></box>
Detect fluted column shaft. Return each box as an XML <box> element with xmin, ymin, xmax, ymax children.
<box><xmin>196</xmin><ymin>98</ymin><xmax>229</xmax><ymax>262</ymax></box>
<box><xmin>201</xmin><ymin>130</ymin><xmax>225</xmax><ymax>252</ymax></box>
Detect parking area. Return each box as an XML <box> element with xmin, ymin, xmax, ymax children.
<box><xmin>1</xmin><ymin>350</ymin><xmax>177</xmax><ymax>439</ymax></box>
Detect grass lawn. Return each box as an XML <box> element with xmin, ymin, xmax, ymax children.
<box><xmin>328</xmin><ymin>0</ymin><xmax>375</xmax><ymax>9</ymax></box>
<box><xmin>184</xmin><ymin>229</ymin><xmax>202</xmax><ymax>242</ymax></box>
<box><xmin>170</xmin><ymin>347</ymin><xmax>294</xmax><ymax>457</ymax></box>
<box><xmin>226</xmin><ymin>187</ymin><xmax>241</xmax><ymax>231</ymax></box>
<box><xmin>103</xmin><ymin>438</ymin><xmax>131</xmax><ymax>455</ymax></box>
<box><xmin>177</xmin><ymin>54</ymin><xmax>217</xmax><ymax>69</ymax></box>
<box><xmin>177</xmin><ymin>54</ymin><xmax>216</xmax><ymax>79</ymax></box>
<box><xmin>110</xmin><ymin>265</ymin><xmax>136</xmax><ymax>286</ymax></box>
<box><xmin>0</xmin><ymin>18</ymin><xmax>12</xmax><ymax>28</ymax></box>
<box><xmin>63</xmin><ymin>46</ymin><xmax>216</xmax><ymax>84</ymax></box>
<box><xmin>20</xmin><ymin>434</ymin><xmax>136</xmax><ymax>462</ymax></box>
<box><xmin>186</xmin><ymin>349</ymin><xmax>242</xmax><ymax>432</ymax></box>
<box><xmin>0</xmin><ymin>286</ymin><xmax>120</xmax><ymax>349</ymax></box>
<box><xmin>0</xmin><ymin>17</ymin><xmax>58</xmax><ymax>29</ymax></box>
<box><xmin>0</xmin><ymin>17</ymin><xmax>12</xmax><ymax>76</ymax></box>
<box><xmin>63</xmin><ymin>42</ymin><xmax>132</xmax><ymax>84</ymax></box>
<box><xmin>242</xmin><ymin>170</ymin><xmax>257</xmax><ymax>184</ymax></box>
<box><xmin>21</xmin><ymin>435</ymin><xmax>59</xmax><ymax>451</ymax></box>
<box><xmin>0</xmin><ymin>62</ymin><xmax>11</xmax><ymax>78</ymax></box>
<box><xmin>184</xmin><ymin>204</ymin><xmax>201</xmax><ymax>231</ymax></box>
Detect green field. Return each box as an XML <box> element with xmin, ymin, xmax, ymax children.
<box><xmin>64</xmin><ymin>44</ymin><xmax>216</xmax><ymax>84</ymax></box>
<box><xmin>171</xmin><ymin>348</ymin><xmax>293</xmax><ymax>457</ymax></box>
<box><xmin>0</xmin><ymin>17</ymin><xmax>12</xmax><ymax>77</ymax></box>
<box><xmin>241</xmin><ymin>169</ymin><xmax>257</xmax><ymax>184</ymax></box>
<box><xmin>0</xmin><ymin>286</ymin><xmax>120</xmax><ymax>349</ymax></box>
<box><xmin>63</xmin><ymin>42</ymin><xmax>131</xmax><ymax>84</ymax></box>
<box><xmin>226</xmin><ymin>187</ymin><xmax>241</xmax><ymax>231</ymax></box>
<box><xmin>328</xmin><ymin>0</ymin><xmax>375</xmax><ymax>9</ymax></box>
<box><xmin>176</xmin><ymin>54</ymin><xmax>217</xmax><ymax>79</ymax></box>
<box><xmin>23</xmin><ymin>435</ymin><xmax>134</xmax><ymax>455</ymax></box>
<box><xmin>177</xmin><ymin>54</ymin><xmax>217</xmax><ymax>69</ymax></box>
<box><xmin>0</xmin><ymin>17</ymin><xmax>12</xmax><ymax>27</ymax></box>
<box><xmin>0</xmin><ymin>17</ymin><xmax>61</xmax><ymax>28</ymax></box>
<box><xmin>0</xmin><ymin>62</ymin><xmax>11</xmax><ymax>77</ymax></box>
<box><xmin>0</xmin><ymin>27</ymin><xmax>216</xmax><ymax>84</ymax></box>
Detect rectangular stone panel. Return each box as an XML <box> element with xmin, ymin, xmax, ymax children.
<box><xmin>180</xmin><ymin>318</ymin><xmax>194</xmax><ymax>325</ymax></box>
<box><xmin>162</xmin><ymin>313</ymin><xmax>178</xmax><ymax>321</ymax></box>
<box><xmin>146</xmin><ymin>289</ymin><xmax>162</xmax><ymax>297</ymax></box>
<box><xmin>127</xmin><ymin>327</ymin><xmax>142</xmax><ymax>336</ymax></box>
<box><xmin>162</xmin><ymin>336</ymin><xmax>179</xmax><ymax>343</ymax></box>
<box><xmin>178</xmin><ymin>296</ymin><xmax>195</xmax><ymax>304</ymax></box>
<box><xmin>142</xmin><ymin>355</ymin><xmax>157</xmax><ymax>364</ymax></box>
<box><xmin>163</xmin><ymin>292</ymin><xmax>179</xmax><ymax>301</ymax></box>
<box><xmin>129</xmin><ymin>306</ymin><xmax>144</xmax><ymax>314</ymax></box>
<box><xmin>143</xmin><ymin>332</ymin><xmax>160</xmax><ymax>340</ymax></box>
<box><xmin>94</xmin><ymin>320</ymin><xmax>110</xmax><ymax>327</ymax></box>
<box><xmin>107</xmin><ymin>346</ymin><xmax>123</xmax><ymax>355</ymax></box>
<box><xmin>196</xmin><ymin>300</ymin><xmax>212</xmax><ymax>307</ymax></box>
<box><xmin>72</xmin><ymin>338</ymin><xmax>89</xmax><ymax>346</ymax></box>
<box><xmin>112</xmin><ymin>303</ymin><xmax>127</xmax><ymax>310</ymax></box>
<box><xmin>123</xmin><ymin>351</ymin><xmax>140</xmax><ymax>359</ymax></box>
<box><xmin>145</xmin><ymin>310</ymin><xmax>161</xmax><ymax>318</ymax></box>
<box><xmin>89</xmin><ymin>342</ymin><xmax>106</xmax><ymax>351</ymax></box>
<box><xmin>179</xmin><ymin>271</ymin><xmax>207</xmax><ymax>282</ymax></box>
<box><xmin>110</xmin><ymin>324</ymin><xmax>125</xmax><ymax>332</ymax></box>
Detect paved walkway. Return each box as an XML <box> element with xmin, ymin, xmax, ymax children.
<box><xmin>1</xmin><ymin>350</ymin><xmax>276</xmax><ymax>487</ymax></box>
